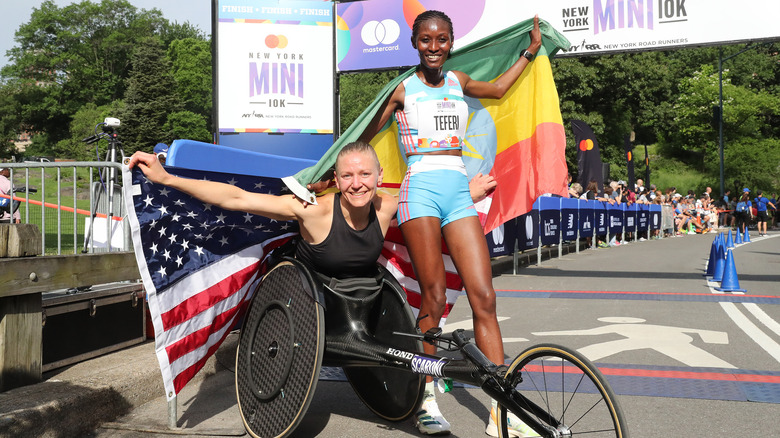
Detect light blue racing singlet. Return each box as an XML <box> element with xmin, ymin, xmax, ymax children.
<box><xmin>394</xmin><ymin>71</ymin><xmax>469</xmax><ymax>158</ymax></box>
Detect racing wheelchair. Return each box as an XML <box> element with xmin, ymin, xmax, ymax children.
<box><xmin>235</xmin><ymin>255</ymin><xmax>629</xmax><ymax>438</ymax></box>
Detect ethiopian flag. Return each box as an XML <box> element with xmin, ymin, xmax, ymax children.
<box><xmin>285</xmin><ymin>18</ymin><xmax>570</xmax><ymax>233</ymax></box>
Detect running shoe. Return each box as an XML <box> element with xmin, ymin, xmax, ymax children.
<box><xmin>598</xmin><ymin>241</ymin><xmax>609</xmax><ymax>248</ymax></box>
<box><xmin>485</xmin><ymin>406</ymin><xmax>540</xmax><ymax>437</ymax></box>
<box><xmin>415</xmin><ymin>397</ymin><xmax>451</xmax><ymax>435</ymax></box>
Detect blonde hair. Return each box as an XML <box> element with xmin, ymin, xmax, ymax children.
<box><xmin>335</xmin><ymin>141</ymin><xmax>380</xmax><ymax>172</ymax></box>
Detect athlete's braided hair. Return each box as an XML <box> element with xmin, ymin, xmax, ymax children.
<box><xmin>411</xmin><ymin>10</ymin><xmax>454</xmax><ymax>47</ymax></box>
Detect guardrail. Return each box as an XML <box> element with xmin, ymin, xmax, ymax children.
<box><xmin>484</xmin><ymin>197</ymin><xmax>677</xmax><ymax>270</ymax></box>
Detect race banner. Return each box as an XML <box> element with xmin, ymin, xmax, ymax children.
<box><xmin>336</xmin><ymin>0</ymin><xmax>780</xmax><ymax>71</ymax></box>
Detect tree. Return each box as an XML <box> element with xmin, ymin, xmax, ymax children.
<box><xmin>164</xmin><ymin>111</ymin><xmax>211</xmax><ymax>143</ymax></box>
<box><xmin>0</xmin><ymin>0</ymin><xmax>209</xmax><ymax>156</ymax></box>
<box><xmin>663</xmin><ymin>64</ymin><xmax>780</xmax><ymax>171</ymax></box>
<box><xmin>0</xmin><ymin>86</ymin><xmax>21</xmax><ymax>157</ymax></box>
<box><xmin>168</xmin><ymin>38</ymin><xmax>212</xmax><ymax>128</ymax></box>
<box><xmin>338</xmin><ymin>70</ymin><xmax>397</xmax><ymax>134</ymax></box>
<box><xmin>54</xmin><ymin>100</ymin><xmax>125</xmax><ymax>161</ymax></box>
<box><xmin>120</xmin><ymin>37</ymin><xmax>180</xmax><ymax>153</ymax></box>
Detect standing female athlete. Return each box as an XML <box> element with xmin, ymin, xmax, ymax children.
<box><xmin>359</xmin><ymin>10</ymin><xmax>542</xmax><ymax>437</ymax></box>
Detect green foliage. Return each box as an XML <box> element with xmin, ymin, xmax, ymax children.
<box><xmin>663</xmin><ymin>64</ymin><xmax>780</xmax><ymax>172</ymax></box>
<box><xmin>0</xmin><ymin>0</ymin><xmax>169</xmax><ymax>149</ymax></box>
<box><xmin>169</xmin><ymin>38</ymin><xmax>212</xmax><ymax>125</ymax></box>
<box><xmin>0</xmin><ymin>0</ymin><xmax>209</xmax><ymax>157</ymax></box>
<box><xmin>120</xmin><ymin>37</ymin><xmax>180</xmax><ymax>153</ymax></box>
<box><xmin>338</xmin><ymin>70</ymin><xmax>398</xmax><ymax>134</ymax></box>
<box><xmin>723</xmin><ymin>137</ymin><xmax>780</xmax><ymax>191</ymax></box>
<box><xmin>165</xmin><ymin>111</ymin><xmax>211</xmax><ymax>143</ymax></box>
<box><xmin>0</xmin><ymin>86</ymin><xmax>20</xmax><ymax>157</ymax></box>
<box><xmin>54</xmin><ymin>100</ymin><xmax>125</xmax><ymax>161</ymax></box>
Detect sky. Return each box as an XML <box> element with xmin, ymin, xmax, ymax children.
<box><xmin>0</xmin><ymin>0</ymin><xmax>213</xmax><ymax>70</ymax></box>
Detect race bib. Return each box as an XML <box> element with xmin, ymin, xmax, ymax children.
<box><xmin>416</xmin><ymin>96</ymin><xmax>468</xmax><ymax>149</ymax></box>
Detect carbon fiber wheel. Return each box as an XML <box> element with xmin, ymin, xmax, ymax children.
<box><xmin>343</xmin><ymin>273</ymin><xmax>425</xmax><ymax>421</ymax></box>
<box><xmin>236</xmin><ymin>261</ymin><xmax>324</xmax><ymax>438</ymax></box>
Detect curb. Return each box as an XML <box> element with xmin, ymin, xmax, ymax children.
<box><xmin>0</xmin><ymin>334</ymin><xmax>238</xmax><ymax>438</ymax></box>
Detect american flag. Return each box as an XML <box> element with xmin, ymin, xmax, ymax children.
<box><xmin>122</xmin><ymin>165</ymin><xmax>296</xmax><ymax>400</ymax></box>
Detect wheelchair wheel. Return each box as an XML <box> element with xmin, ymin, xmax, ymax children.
<box><xmin>342</xmin><ymin>269</ymin><xmax>425</xmax><ymax>421</ymax></box>
<box><xmin>497</xmin><ymin>344</ymin><xmax>629</xmax><ymax>438</ymax></box>
<box><xmin>235</xmin><ymin>261</ymin><xmax>325</xmax><ymax>438</ymax></box>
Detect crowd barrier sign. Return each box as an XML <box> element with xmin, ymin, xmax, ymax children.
<box><xmin>486</xmin><ymin>197</ymin><xmax>670</xmax><ymax>266</ymax></box>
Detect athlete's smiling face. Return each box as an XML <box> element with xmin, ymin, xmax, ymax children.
<box><xmin>413</xmin><ymin>18</ymin><xmax>452</xmax><ymax>71</ymax></box>
<box><xmin>335</xmin><ymin>151</ymin><xmax>383</xmax><ymax>209</ymax></box>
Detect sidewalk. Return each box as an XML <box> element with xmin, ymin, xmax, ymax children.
<box><xmin>0</xmin><ymin>335</ymin><xmax>238</xmax><ymax>438</ymax></box>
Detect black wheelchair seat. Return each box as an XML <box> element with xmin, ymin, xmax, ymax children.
<box><xmin>235</xmin><ymin>257</ymin><xmax>425</xmax><ymax>438</ymax></box>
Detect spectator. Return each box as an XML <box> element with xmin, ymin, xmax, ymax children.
<box><xmin>770</xmin><ymin>192</ymin><xmax>778</xmax><ymax>230</ymax></box>
<box><xmin>753</xmin><ymin>190</ymin><xmax>775</xmax><ymax>237</ymax></box>
<box><xmin>734</xmin><ymin>189</ymin><xmax>753</xmax><ymax>236</ymax></box>
<box><xmin>718</xmin><ymin>189</ymin><xmax>732</xmax><ymax>229</ymax></box>
<box><xmin>635</xmin><ymin>178</ymin><xmax>644</xmax><ymax>193</ymax></box>
<box><xmin>0</xmin><ymin>167</ymin><xmax>21</xmax><ymax>224</ymax></box>
<box><xmin>568</xmin><ymin>182</ymin><xmax>583</xmax><ymax>198</ymax></box>
<box><xmin>581</xmin><ymin>180</ymin><xmax>598</xmax><ymax>201</ymax></box>
<box><xmin>647</xmin><ymin>184</ymin><xmax>657</xmax><ymax>202</ymax></box>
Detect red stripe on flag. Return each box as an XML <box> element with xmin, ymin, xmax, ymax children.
<box><xmin>171</xmin><ymin>322</ymin><xmax>238</xmax><ymax>394</ymax></box>
<box><xmin>160</xmin><ymin>261</ymin><xmax>261</xmax><ymax>330</ymax></box>
<box><xmin>165</xmin><ymin>299</ymin><xmax>244</xmax><ymax>363</ymax></box>
<box><xmin>381</xmin><ymin>248</ymin><xmax>463</xmax><ymax>290</ymax></box>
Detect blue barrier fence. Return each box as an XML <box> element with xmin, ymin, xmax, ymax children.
<box><xmin>485</xmin><ymin>197</ymin><xmax>674</xmax><ymax>265</ymax></box>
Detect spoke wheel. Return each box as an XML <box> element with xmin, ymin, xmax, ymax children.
<box><xmin>498</xmin><ymin>344</ymin><xmax>628</xmax><ymax>438</ymax></box>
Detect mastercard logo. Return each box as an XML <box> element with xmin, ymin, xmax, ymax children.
<box><xmin>265</xmin><ymin>34</ymin><xmax>289</xmax><ymax>49</ymax></box>
<box><xmin>578</xmin><ymin>139</ymin><xmax>594</xmax><ymax>151</ymax></box>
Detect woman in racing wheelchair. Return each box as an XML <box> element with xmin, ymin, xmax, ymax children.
<box><xmin>128</xmin><ymin>143</ymin><xmax>495</xmax><ymax>433</ymax></box>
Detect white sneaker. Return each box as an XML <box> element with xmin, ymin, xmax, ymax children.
<box><xmin>485</xmin><ymin>406</ymin><xmax>540</xmax><ymax>437</ymax></box>
<box><xmin>415</xmin><ymin>397</ymin><xmax>451</xmax><ymax>435</ymax></box>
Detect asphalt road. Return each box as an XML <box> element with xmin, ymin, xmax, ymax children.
<box><xmin>93</xmin><ymin>230</ymin><xmax>780</xmax><ymax>437</ymax></box>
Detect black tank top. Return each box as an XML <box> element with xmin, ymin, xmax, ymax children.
<box><xmin>295</xmin><ymin>193</ymin><xmax>384</xmax><ymax>279</ymax></box>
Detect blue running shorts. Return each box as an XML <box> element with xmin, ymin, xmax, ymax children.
<box><xmin>397</xmin><ymin>155</ymin><xmax>477</xmax><ymax>227</ymax></box>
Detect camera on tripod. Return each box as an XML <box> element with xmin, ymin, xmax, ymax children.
<box><xmin>83</xmin><ymin>117</ymin><xmax>121</xmax><ymax>144</ymax></box>
<box><xmin>102</xmin><ymin>117</ymin><xmax>120</xmax><ymax>130</ymax></box>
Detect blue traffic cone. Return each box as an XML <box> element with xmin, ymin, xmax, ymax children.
<box><xmin>735</xmin><ymin>226</ymin><xmax>743</xmax><ymax>244</ymax></box>
<box><xmin>716</xmin><ymin>249</ymin><xmax>746</xmax><ymax>292</ymax></box>
<box><xmin>743</xmin><ymin>226</ymin><xmax>751</xmax><ymax>243</ymax></box>
<box><xmin>712</xmin><ymin>242</ymin><xmax>726</xmax><ymax>282</ymax></box>
<box><xmin>704</xmin><ymin>236</ymin><xmax>720</xmax><ymax>277</ymax></box>
<box><xmin>726</xmin><ymin>229</ymin><xmax>734</xmax><ymax>248</ymax></box>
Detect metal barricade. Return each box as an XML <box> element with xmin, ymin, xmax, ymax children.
<box><xmin>1</xmin><ymin>161</ymin><xmax>129</xmax><ymax>255</ymax></box>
